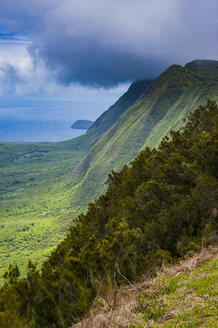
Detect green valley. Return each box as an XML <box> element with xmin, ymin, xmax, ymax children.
<box><xmin>0</xmin><ymin>1</ymin><xmax>216</xmax><ymax>326</ymax></box>
<box><xmin>0</xmin><ymin>79</ymin><xmax>151</xmax><ymax>278</ymax></box>
<box><xmin>0</xmin><ymin>142</ymin><xmax>86</xmax><ymax>278</ymax></box>
<box><xmin>0</xmin><ymin>99</ymin><xmax>217</xmax><ymax>327</ymax></box>
<box><xmin>0</xmin><ymin>60</ymin><xmax>217</xmax><ymax>282</ymax></box>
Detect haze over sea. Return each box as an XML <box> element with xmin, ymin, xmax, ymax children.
<box><xmin>0</xmin><ymin>100</ymin><xmax>110</xmax><ymax>142</ymax></box>
<box><xmin>0</xmin><ymin>118</ymin><xmax>86</xmax><ymax>142</ymax></box>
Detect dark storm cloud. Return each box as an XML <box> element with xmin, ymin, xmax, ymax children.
<box><xmin>0</xmin><ymin>0</ymin><xmax>217</xmax><ymax>87</ymax></box>
<box><xmin>38</xmin><ymin>40</ymin><xmax>165</xmax><ymax>87</ymax></box>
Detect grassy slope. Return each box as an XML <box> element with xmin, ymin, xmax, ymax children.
<box><xmin>85</xmin><ymin>80</ymin><xmax>152</xmax><ymax>140</ymax></box>
<box><xmin>71</xmin><ymin>61</ymin><xmax>218</xmax><ymax>206</ymax></box>
<box><xmin>62</xmin><ymin>79</ymin><xmax>151</xmax><ymax>152</ymax></box>
<box><xmin>72</xmin><ymin>247</ymin><xmax>218</xmax><ymax>328</ymax></box>
<box><xmin>132</xmin><ymin>256</ymin><xmax>218</xmax><ymax>328</ymax></box>
<box><xmin>185</xmin><ymin>59</ymin><xmax>218</xmax><ymax>81</ymax></box>
<box><xmin>0</xmin><ymin>80</ymin><xmax>150</xmax><ymax>278</ymax></box>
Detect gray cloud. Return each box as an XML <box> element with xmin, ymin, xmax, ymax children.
<box><xmin>0</xmin><ymin>0</ymin><xmax>217</xmax><ymax>87</ymax></box>
<box><xmin>0</xmin><ymin>64</ymin><xmax>21</xmax><ymax>94</ymax></box>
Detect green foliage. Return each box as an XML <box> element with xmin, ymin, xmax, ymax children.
<box><xmin>71</xmin><ymin>61</ymin><xmax>218</xmax><ymax>207</ymax></box>
<box><xmin>0</xmin><ymin>100</ymin><xmax>217</xmax><ymax>327</ymax></box>
<box><xmin>0</xmin><ymin>141</ymin><xmax>86</xmax><ymax>279</ymax></box>
<box><xmin>3</xmin><ymin>264</ymin><xmax>20</xmax><ymax>285</ymax></box>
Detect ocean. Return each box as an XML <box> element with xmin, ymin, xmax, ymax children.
<box><xmin>0</xmin><ymin>118</ymin><xmax>87</xmax><ymax>142</ymax></box>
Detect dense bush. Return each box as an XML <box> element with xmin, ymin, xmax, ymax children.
<box><xmin>0</xmin><ymin>100</ymin><xmax>217</xmax><ymax>327</ymax></box>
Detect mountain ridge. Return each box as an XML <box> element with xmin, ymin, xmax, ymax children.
<box><xmin>70</xmin><ymin>60</ymin><xmax>218</xmax><ymax>206</ymax></box>
<box><xmin>61</xmin><ymin>79</ymin><xmax>152</xmax><ymax>152</ymax></box>
<box><xmin>184</xmin><ymin>59</ymin><xmax>218</xmax><ymax>81</ymax></box>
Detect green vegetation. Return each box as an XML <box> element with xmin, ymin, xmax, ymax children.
<box><xmin>0</xmin><ymin>60</ymin><xmax>217</xmax><ymax>286</ymax></box>
<box><xmin>131</xmin><ymin>255</ymin><xmax>218</xmax><ymax>328</ymax></box>
<box><xmin>84</xmin><ymin>79</ymin><xmax>152</xmax><ymax>140</ymax></box>
<box><xmin>0</xmin><ymin>79</ymin><xmax>150</xmax><ymax>278</ymax></box>
<box><xmin>185</xmin><ymin>59</ymin><xmax>218</xmax><ymax>81</ymax></box>
<box><xmin>72</xmin><ymin>61</ymin><xmax>218</xmax><ymax>206</ymax></box>
<box><xmin>0</xmin><ymin>141</ymin><xmax>86</xmax><ymax>278</ymax></box>
<box><xmin>64</xmin><ymin>79</ymin><xmax>152</xmax><ymax>152</ymax></box>
<box><xmin>0</xmin><ymin>100</ymin><xmax>217</xmax><ymax>327</ymax></box>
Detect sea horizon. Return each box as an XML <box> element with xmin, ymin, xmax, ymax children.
<box><xmin>0</xmin><ymin>118</ymin><xmax>87</xmax><ymax>142</ymax></box>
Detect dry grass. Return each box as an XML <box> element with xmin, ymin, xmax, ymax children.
<box><xmin>72</xmin><ymin>246</ymin><xmax>218</xmax><ymax>328</ymax></box>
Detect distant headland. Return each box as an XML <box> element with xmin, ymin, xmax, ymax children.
<box><xmin>71</xmin><ymin>120</ymin><xmax>93</xmax><ymax>130</ymax></box>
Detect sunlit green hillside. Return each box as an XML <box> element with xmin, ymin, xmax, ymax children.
<box><xmin>0</xmin><ymin>80</ymin><xmax>150</xmax><ymax>278</ymax></box>
<box><xmin>71</xmin><ymin>60</ymin><xmax>218</xmax><ymax>206</ymax></box>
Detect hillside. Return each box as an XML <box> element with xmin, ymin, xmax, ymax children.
<box><xmin>185</xmin><ymin>59</ymin><xmax>218</xmax><ymax>81</ymax></box>
<box><xmin>72</xmin><ymin>247</ymin><xmax>218</xmax><ymax>328</ymax></box>
<box><xmin>0</xmin><ymin>100</ymin><xmax>217</xmax><ymax>327</ymax></box>
<box><xmin>62</xmin><ymin>79</ymin><xmax>152</xmax><ymax>151</ymax></box>
<box><xmin>70</xmin><ymin>60</ymin><xmax>218</xmax><ymax>206</ymax></box>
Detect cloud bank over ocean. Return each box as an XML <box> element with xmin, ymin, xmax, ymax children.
<box><xmin>0</xmin><ymin>0</ymin><xmax>217</xmax><ymax>90</ymax></box>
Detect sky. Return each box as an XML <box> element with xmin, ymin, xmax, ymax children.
<box><xmin>0</xmin><ymin>0</ymin><xmax>217</xmax><ymax>122</ymax></box>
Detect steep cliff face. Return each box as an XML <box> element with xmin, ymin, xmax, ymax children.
<box><xmin>71</xmin><ymin>60</ymin><xmax>218</xmax><ymax>206</ymax></box>
<box><xmin>62</xmin><ymin>79</ymin><xmax>152</xmax><ymax>151</ymax></box>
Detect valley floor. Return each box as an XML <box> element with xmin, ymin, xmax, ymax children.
<box><xmin>72</xmin><ymin>246</ymin><xmax>218</xmax><ymax>328</ymax></box>
<box><xmin>0</xmin><ymin>142</ymin><xmax>86</xmax><ymax>279</ymax></box>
